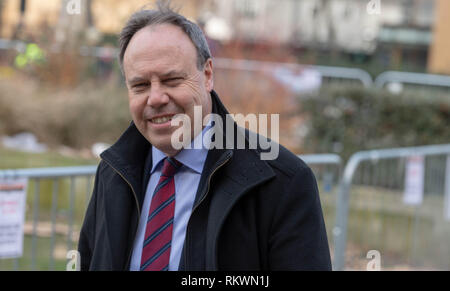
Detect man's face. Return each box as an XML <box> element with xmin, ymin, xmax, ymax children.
<box><xmin>123</xmin><ymin>23</ymin><xmax>213</xmax><ymax>156</ymax></box>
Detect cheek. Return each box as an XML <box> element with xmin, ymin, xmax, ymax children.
<box><xmin>170</xmin><ymin>90</ymin><xmax>196</xmax><ymax>111</ymax></box>
<box><xmin>171</xmin><ymin>88</ymin><xmax>209</xmax><ymax>117</ymax></box>
<box><xmin>128</xmin><ymin>96</ymin><xmax>146</xmax><ymax>119</ymax></box>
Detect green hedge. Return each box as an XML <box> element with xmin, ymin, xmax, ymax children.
<box><xmin>299</xmin><ymin>86</ymin><xmax>450</xmax><ymax>160</ymax></box>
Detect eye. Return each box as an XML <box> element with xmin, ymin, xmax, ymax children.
<box><xmin>164</xmin><ymin>77</ymin><xmax>183</xmax><ymax>87</ymax></box>
<box><xmin>132</xmin><ymin>83</ymin><xmax>149</xmax><ymax>92</ymax></box>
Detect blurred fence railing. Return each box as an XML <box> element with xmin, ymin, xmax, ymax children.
<box><xmin>333</xmin><ymin>144</ymin><xmax>450</xmax><ymax>271</ymax></box>
<box><xmin>214</xmin><ymin>58</ymin><xmax>374</xmax><ymax>88</ymax></box>
<box><xmin>0</xmin><ymin>166</ymin><xmax>97</xmax><ymax>271</ymax></box>
<box><xmin>0</xmin><ymin>39</ymin><xmax>26</xmax><ymax>52</ymax></box>
<box><xmin>375</xmin><ymin>71</ymin><xmax>450</xmax><ymax>96</ymax></box>
<box><xmin>298</xmin><ymin>154</ymin><xmax>342</xmax><ymax>258</ymax></box>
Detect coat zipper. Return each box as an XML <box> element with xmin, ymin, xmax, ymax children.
<box><xmin>102</xmin><ymin>159</ymin><xmax>141</xmax><ymax>269</ymax></box>
<box><xmin>184</xmin><ymin>153</ymin><xmax>232</xmax><ymax>270</ymax></box>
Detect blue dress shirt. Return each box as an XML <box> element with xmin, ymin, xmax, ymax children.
<box><xmin>130</xmin><ymin>125</ymin><xmax>210</xmax><ymax>271</ymax></box>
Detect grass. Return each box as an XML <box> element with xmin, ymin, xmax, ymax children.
<box><xmin>342</xmin><ymin>185</ymin><xmax>450</xmax><ymax>270</ymax></box>
<box><xmin>315</xmin><ymin>179</ymin><xmax>450</xmax><ymax>270</ymax></box>
<box><xmin>0</xmin><ymin>147</ymin><xmax>99</xmax><ymax>169</ymax></box>
<box><xmin>0</xmin><ymin>233</ymin><xmax>68</xmax><ymax>271</ymax></box>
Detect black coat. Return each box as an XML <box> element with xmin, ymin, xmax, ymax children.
<box><xmin>78</xmin><ymin>91</ymin><xmax>332</xmax><ymax>271</ymax></box>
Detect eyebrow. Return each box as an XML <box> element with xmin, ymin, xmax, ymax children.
<box><xmin>127</xmin><ymin>71</ymin><xmax>188</xmax><ymax>86</ymax></box>
<box><xmin>160</xmin><ymin>70</ymin><xmax>187</xmax><ymax>79</ymax></box>
<box><xmin>128</xmin><ymin>77</ymin><xmax>148</xmax><ymax>86</ymax></box>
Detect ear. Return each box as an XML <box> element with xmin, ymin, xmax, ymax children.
<box><xmin>203</xmin><ymin>58</ymin><xmax>214</xmax><ymax>92</ymax></box>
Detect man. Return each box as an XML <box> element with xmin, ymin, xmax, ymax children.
<box><xmin>78</xmin><ymin>3</ymin><xmax>331</xmax><ymax>271</ymax></box>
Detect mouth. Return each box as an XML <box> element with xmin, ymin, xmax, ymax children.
<box><xmin>148</xmin><ymin>114</ymin><xmax>177</xmax><ymax>126</ymax></box>
<box><xmin>150</xmin><ymin>116</ymin><xmax>173</xmax><ymax>124</ymax></box>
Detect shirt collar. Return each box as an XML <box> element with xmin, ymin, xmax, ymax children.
<box><xmin>151</xmin><ymin>121</ymin><xmax>212</xmax><ymax>174</ymax></box>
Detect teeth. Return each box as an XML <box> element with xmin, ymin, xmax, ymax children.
<box><xmin>152</xmin><ymin>116</ymin><xmax>172</xmax><ymax>124</ymax></box>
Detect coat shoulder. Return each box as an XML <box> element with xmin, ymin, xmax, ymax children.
<box><xmin>264</xmin><ymin>143</ymin><xmax>311</xmax><ymax>179</ymax></box>
<box><xmin>242</xmin><ymin>127</ymin><xmax>310</xmax><ymax>179</ymax></box>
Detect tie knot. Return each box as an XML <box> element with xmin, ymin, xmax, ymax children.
<box><xmin>161</xmin><ymin>157</ymin><xmax>182</xmax><ymax>177</ymax></box>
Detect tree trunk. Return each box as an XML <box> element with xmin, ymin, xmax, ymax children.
<box><xmin>86</xmin><ymin>0</ymin><xmax>95</xmax><ymax>28</ymax></box>
<box><xmin>322</xmin><ymin>0</ymin><xmax>337</xmax><ymax>60</ymax></box>
<box><xmin>0</xmin><ymin>0</ymin><xmax>4</xmax><ymax>38</ymax></box>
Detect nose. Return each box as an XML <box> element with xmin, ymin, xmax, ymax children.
<box><xmin>147</xmin><ymin>83</ymin><xmax>169</xmax><ymax>108</ymax></box>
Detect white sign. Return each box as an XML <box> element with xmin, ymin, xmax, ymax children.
<box><xmin>0</xmin><ymin>178</ymin><xmax>28</xmax><ymax>258</ymax></box>
<box><xmin>444</xmin><ymin>156</ymin><xmax>450</xmax><ymax>221</ymax></box>
<box><xmin>403</xmin><ymin>155</ymin><xmax>425</xmax><ymax>206</ymax></box>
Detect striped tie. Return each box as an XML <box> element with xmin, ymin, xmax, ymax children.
<box><xmin>140</xmin><ymin>157</ymin><xmax>182</xmax><ymax>271</ymax></box>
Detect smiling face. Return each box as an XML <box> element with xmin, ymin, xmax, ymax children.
<box><xmin>123</xmin><ymin>23</ymin><xmax>213</xmax><ymax>156</ymax></box>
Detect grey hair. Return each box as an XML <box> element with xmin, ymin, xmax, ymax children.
<box><xmin>118</xmin><ymin>1</ymin><xmax>211</xmax><ymax>73</ymax></box>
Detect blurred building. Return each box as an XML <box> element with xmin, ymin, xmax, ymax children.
<box><xmin>0</xmin><ymin>0</ymin><xmax>204</xmax><ymax>41</ymax></box>
<box><xmin>376</xmin><ymin>0</ymin><xmax>435</xmax><ymax>71</ymax></box>
<box><xmin>428</xmin><ymin>0</ymin><xmax>450</xmax><ymax>74</ymax></box>
<box><xmin>0</xmin><ymin>0</ymin><xmax>447</xmax><ymax>74</ymax></box>
<box><xmin>202</xmin><ymin>0</ymin><xmax>438</xmax><ymax>72</ymax></box>
<box><xmin>203</xmin><ymin>0</ymin><xmax>379</xmax><ymax>53</ymax></box>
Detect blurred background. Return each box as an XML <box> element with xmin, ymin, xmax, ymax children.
<box><xmin>0</xmin><ymin>0</ymin><xmax>449</xmax><ymax>271</ymax></box>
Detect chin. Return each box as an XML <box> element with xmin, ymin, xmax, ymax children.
<box><xmin>148</xmin><ymin>137</ymin><xmax>179</xmax><ymax>157</ymax></box>
<box><xmin>155</xmin><ymin>143</ymin><xmax>180</xmax><ymax>157</ymax></box>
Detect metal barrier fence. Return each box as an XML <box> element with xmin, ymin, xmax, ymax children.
<box><xmin>0</xmin><ymin>166</ymin><xmax>97</xmax><ymax>271</ymax></box>
<box><xmin>333</xmin><ymin>144</ymin><xmax>450</xmax><ymax>271</ymax></box>
<box><xmin>298</xmin><ymin>154</ymin><xmax>342</xmax><ymax>261</ymax></box>
<box><xmin>214</xmin><ymin>58</ymin><xmax>373</xmax><ymax>88</ymax></box>
<box><xmin>0</xmin><ymin>154</ymin><xmax>340</xmax><ymax>270</ymax></box>
<box><xmin>0</xmin><ymin>39</ymin><xmax>26</xmax><ymax>52</ymax></box>
<box><xmin>375</xmin><ymin>71</ymin><xmax>450</xmax><ymax>97</ymax></box>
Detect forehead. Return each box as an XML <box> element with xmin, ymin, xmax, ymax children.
<box><xmin>123</xmin><ymin>23</ymin><xmax>198</xmax><ymax>76</ymax></box>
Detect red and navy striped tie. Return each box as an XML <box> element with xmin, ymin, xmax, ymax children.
<box><xmin>140</xmin><ymin>157</ymin><xmax>182</xmax><ymax>271</ymax></box>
